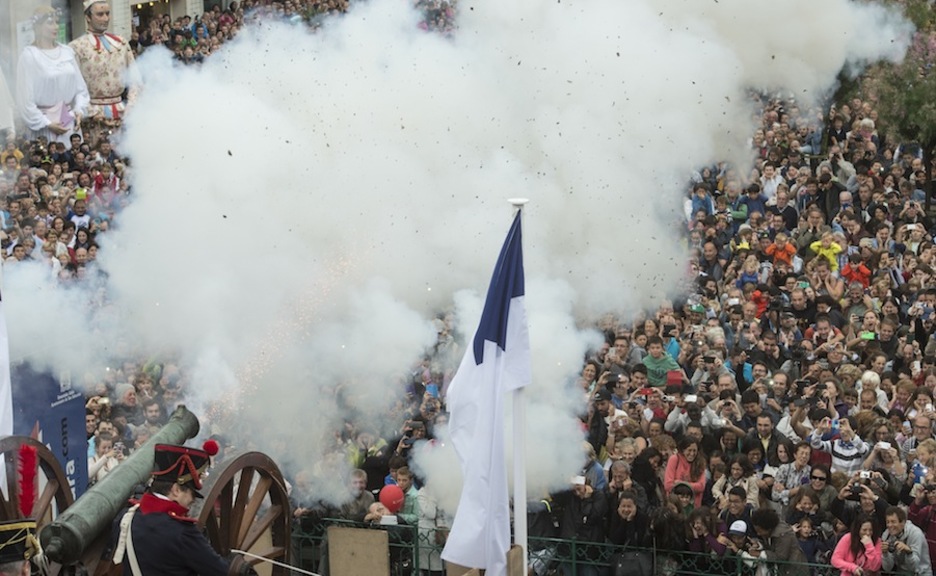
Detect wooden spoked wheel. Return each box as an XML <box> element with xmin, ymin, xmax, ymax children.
<box><xmin>194</xmin><ymin>451</ymin><xmax>291</xmax><ymax>575</ymax></box>
<box><xmin>0</xmin><ymin>436</ymin><xmax>74</xmax><ymax>527</ymax></box>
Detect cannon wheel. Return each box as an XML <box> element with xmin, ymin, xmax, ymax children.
<box><xmin>195</xmin><ymin>451</ymin><xmax>291</xmax><ymax>575</ymax></box>
<box><xmin>0</xmin><ymin>436</ymin><xmax>74</xmax><ymax>527</ymax></box>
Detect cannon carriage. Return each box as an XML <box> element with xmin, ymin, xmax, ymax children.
<box><xmin>0</xmin><ymin>406</ymin><xmax>291</xmax><ymax>576</ymax></box>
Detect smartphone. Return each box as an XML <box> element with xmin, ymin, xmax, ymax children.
<box><xmin>426</xmin><ymin>384</ymin><xmax>439</xmax><ymax>398</ymax></box>
<box><xmin>860</xmin><ymin>332</ymin><xmax>876</xmax><ymax>341</ymax></box>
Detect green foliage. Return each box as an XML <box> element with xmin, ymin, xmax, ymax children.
<box><xmin>861</xmin><ymin>0</ymin><xmax>936</xmax><ymax>151</ymax></box>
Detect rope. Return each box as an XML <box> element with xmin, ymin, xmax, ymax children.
<box><xmin>28</xmin><ymin>533</ymin><xmax>51</xmax><ymax>576</ymax></box>
<box><xmin>231</xmin><ymin>549</ymin><xmax>322</xmax><ymax>576</ymax></box>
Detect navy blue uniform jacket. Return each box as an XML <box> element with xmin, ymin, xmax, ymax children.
<box><xmin>117</xmin><ymin>492</ymin><xmax>229</xmax><ymax>576</ymax></box>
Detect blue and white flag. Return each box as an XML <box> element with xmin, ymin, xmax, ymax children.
<box><xmin>441</xmin><ymin>212</ymin><xmax>531</xmax><ymax>575</ymax></box>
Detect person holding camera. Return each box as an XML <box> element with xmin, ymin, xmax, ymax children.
<box><xmin>664</xmin><ymin>391</ymin><xmax>718</xmax><ymax>437</ymax></box>
<box><xmin>808</xmin><ymin>414</ymin><xmax>869</xmax><ymax>475</ymax></box>
<box><xmin>394</xmin><ymin>420</ymin><xmax>425</xmax><ymax>460</ymax></box>
<box><xmin>882</xmin><ymin>505</ymin><xmax>931</xmax><ymax>576</ymax></box>
<box><xmin>691</xmin><ymin>351</ymin><xmax>732</xmax><ymax>391</ymax></box>
<box><xmin>748</xmin><ymin>508</ymin><xmax>809</xmax><ymax>576</ymax></box>
<box><xmin>907</xmin><ymin>480</ymin><xmax>936</xmax><ymax>567</ymax></box>
<box><xmin>896</xmin><ymin>200</ymin><xmax>932</xmax><ymax>232</ymax></box>
<box><xmin>88</xmin><ymin>431</ymin><xmax>123</xmax><ymax>486</ymax></box>
<box><xmin>830</xmin><ymin>473</ymin><xmax>888</xmax><ymax>530</ymax></box>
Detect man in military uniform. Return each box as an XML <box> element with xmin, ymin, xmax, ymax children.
<box><xmin>0</xmin><ymin>519</ymin><xmax>39</xmax><ymax>576</ymax></box>
<box><xmin>69</xmin><ymin>0</ymin><xmax>139</xmax><ymax>147</ymax></box>
<box><xmin>112</xmin><ymin>441</ymin><xmax>254</xmax><ymax>576</ymax></box>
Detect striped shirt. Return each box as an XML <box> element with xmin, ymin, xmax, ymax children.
<box><xmin>809</xmin><ymin>432</ymin><xmax>869</xmax><ymax>475</ymax></box>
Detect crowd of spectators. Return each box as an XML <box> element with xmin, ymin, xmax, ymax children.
<box><xmin>3</xmin><ymin>2</ymin><xmax>936</xmax><ymax>576</ymax></box>
<box><xmin>125</xmin><ymin>0</ymin><xmax>457</xmax><ymax>63</ymax></box>
<box><xmin>513</xmin><ymin>95</ymin><xmax>936</xmax><ymax>576</ymax></box>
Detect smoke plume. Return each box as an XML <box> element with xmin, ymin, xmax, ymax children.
<box><xmin>2</xmin><ymin>0</ymin><xmax>912</xmax><ymax>506</ymax></box>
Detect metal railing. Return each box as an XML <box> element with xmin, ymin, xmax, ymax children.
<box><xmin>291</xmin><ymin>518</ymin><xmax>914</xmax><ymax>576</ymax></box>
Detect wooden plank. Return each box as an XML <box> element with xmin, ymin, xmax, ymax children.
<box><xmin>33</xmin><ymin>478</ymin><xmax>59</xmax><ymax>521</ymax></box>
<box><xmin>240</xmin><ymin>504</ymin><xmax>281</xmax><ymax>552</ymax></box>
<box><xmin>241</xmin><ymin>545</ymin><xmax>285</xmax><ymax>563</ymax></box>
<box><xmin>237</xmin><ymin>476</ymin><xmax>271</xmax><ymax>547</ymax></box>
<box><xmin>328</xmin><ymin>526</ymin><xmax>389</xmax><ymax>576</ymax></box>
<box><xmin>507</xmin><ymin>545</ymin><xmax>524</xmax><ymax>576</ymax></box>
<box><xmin>446</xmin><ymin>545</ymin><xmax>521</xmax><ymax>576</ymax></box>
<box><xmin>446</xmin><ymin>564</ymin><xmax>482</xmax><ymax>576</ymax></box>
<box><xmin>217</xmin><ymin>481</ymin><xmax>233</xmax><ymax>552</ymax></box>
<box><xmin>229</xmin><ymin>468</ymin><xmax>255</xmax><ymax>546</ymax></box>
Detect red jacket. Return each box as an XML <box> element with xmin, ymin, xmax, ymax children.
<box><xmin>908</xmin><ymin>500</ymin><xmax>936</xmax><ymax>564</ymax></box>
<box><xmin>841</xmin><ymin>262</ymin><xmax>872</xmax><ymax>288</ymax></box>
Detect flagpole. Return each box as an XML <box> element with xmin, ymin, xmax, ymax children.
<box><xmin>507</xmin><ymin>197</ymin><xmax>528</xmax><ymax>576</ymax></box>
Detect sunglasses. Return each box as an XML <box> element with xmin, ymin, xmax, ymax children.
<box><xmin>811</xmin><ymin>476</ymin><xmax>827</xmax><ymax>481</ymax></box>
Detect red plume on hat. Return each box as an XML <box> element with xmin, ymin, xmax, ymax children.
<box><xmin>203</xmin><ymin>439</ymin><xmax>219</xmax><ymax>456</ymax></box>
<box><xmin>18</xmin><ymin>445</ymin><xmax>37</xmax><ymax>518</ymax></box>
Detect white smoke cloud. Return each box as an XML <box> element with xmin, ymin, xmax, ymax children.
<box><xmin>2</xmin><ymin>0</ymin><xmax>912</xmax><ymax>504</ymax></box>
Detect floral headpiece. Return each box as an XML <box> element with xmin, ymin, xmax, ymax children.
<box><xmin>31</xmin><ymin>7</ymin><xmax>62</xmax><ymax>26</ymax></box>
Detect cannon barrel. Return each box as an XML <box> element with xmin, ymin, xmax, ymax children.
<box><xmin>40</xmin><ymin>405</ymin><xmax>200</xmax><ymax>565</ymax></box>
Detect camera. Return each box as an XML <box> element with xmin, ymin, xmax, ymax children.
<box><xmin>877</xmin><ymin>442</ymin><xmax>891</xmax><ymax>451</ymax></box>
<box><xmin>851</xmin><ymin>482</ymin><xmax>862</xmax><ymax>496</ymax></box>
<box><xmin>860</xmin><ymin>471</ymin><xmax>871</xmax><ymax>480</ymax></box>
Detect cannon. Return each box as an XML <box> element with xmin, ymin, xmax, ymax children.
<box><xmin>3</xmin><ymin>405</ymin><xmax>292</xmax><ymax>576</ymax></box>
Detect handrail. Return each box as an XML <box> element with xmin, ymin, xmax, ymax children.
<box><xmin>288</xmin><ymin>517</ymin><xmax>917</xmax><ymax>576</ymax></box>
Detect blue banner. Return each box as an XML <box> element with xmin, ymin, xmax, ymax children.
<box><xmin>11</xmin><ymin>364</ymin><xmax>88</xmax><ymax>500</ymax></box>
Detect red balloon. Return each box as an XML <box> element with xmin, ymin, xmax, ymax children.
<box><xmin>379</xmin><ymin>485</ymin><xmax>405</xmax><ymax>513</ymax></box>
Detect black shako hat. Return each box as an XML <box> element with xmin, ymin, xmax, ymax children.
<box><xmin>151</xmin><ymin>441</ymin><xmax>218</xmax><ymax>498</ymax></box>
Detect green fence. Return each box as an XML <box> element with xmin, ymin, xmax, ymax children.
<box><xmin>291</xmin><ymin>518</ymin><xmax>912</xmax><ymax>576</ymax></box>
